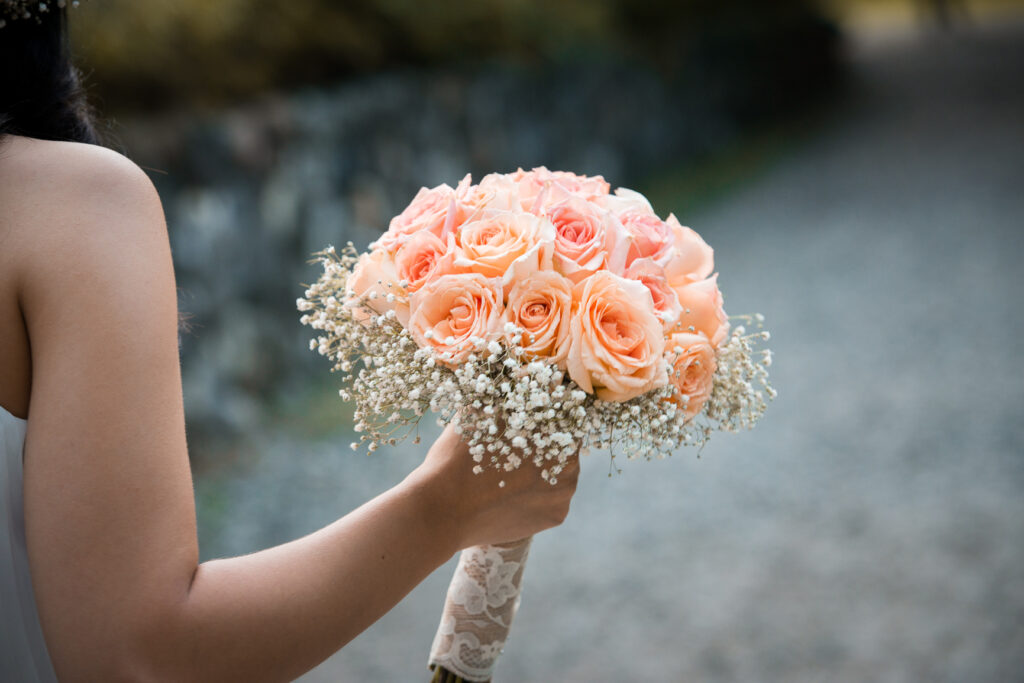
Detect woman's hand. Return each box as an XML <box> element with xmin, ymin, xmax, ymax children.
<box><xmin>408</xmin><ymin>423</ymin><xmax>580</xmax><ymax>549</ymax></box>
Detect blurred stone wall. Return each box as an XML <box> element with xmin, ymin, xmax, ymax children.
<box><xmin>117</xmin><ymin>18</ymin><xmax>838</xmax><ymax>449</ymax></box>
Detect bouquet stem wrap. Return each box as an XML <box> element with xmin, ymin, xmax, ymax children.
<box><xmin>428</xmin><ymin>537</ymin><xmax>533</xmax><ymax>682</ymax></box>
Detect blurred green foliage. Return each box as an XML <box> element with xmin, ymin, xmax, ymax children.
<box><xmin>71</xmin><ymin>0</ymin><xmax>831</xmax><ymax>112</ymax></box>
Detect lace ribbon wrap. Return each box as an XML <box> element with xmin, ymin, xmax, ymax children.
<box><xmin>428</xmin><ymin>537</ymin><xmax>532</xmax><ymax>682</ymax></box>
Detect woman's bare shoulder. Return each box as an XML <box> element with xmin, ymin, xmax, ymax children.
<box><xmin>0</xmin><ymin>135</ymin><xmax>161</xmax><ymax>220</ymax></box>
<box><xmin>1</xmin><ymin>134</ymin><xmax>152</xmax><ymax>184</ymax></box>
<box><xmin>0</xmin><ymin>136</ymin><xmax>167</xmax><ymax>281</ymax></box>
<box><xmin>0</xmin><ymin>138</ymin><xmax>175</xmax><ymax>419</ymax></box>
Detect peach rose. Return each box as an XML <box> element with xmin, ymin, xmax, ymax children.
<box><xmin>545</xmin><ymin>195</ymin><xmax>629</xmax><ymax>283</ymax></box>
<box><xmin>502</xmin><ymin>271</ymin><xmax>574</xmax><ymax>367</ymax></box>
<box><xmin>625</xmin><ymin>258</ymin><xmax>683</xmax><ymax>330</ymax></box>
<box><xmin>620</xmin><ymin>209</ymin><xmax>674</xmax><ymax>266</ymax></box>
<box><xmin>408</xmin><ymin>273</ymin><xmax>504</xmax><ymax>365</ymax></box>
<box><xmin>513</xmin><ymin>167</ymin><xmax>611</xmax><ymax>213</ymax></box>
<box><xmin>453</xmin><ymin>210</ymin><xmax>554</xmax><ymax>289</ymax></box>
<box><xmin>599</xmin><ymin>187</ymin><xmax>652</xmax><ymax>214</ymax></box>
<box><xmin>346</xmin><ymin>249</ymin><xmax>410</xmax><ymax>326</ymax></box>
<box><xmin>600</xmin><ymin>188</ymin><xmax>675</xmax><ymax>266</ymax></box>
<box><xmin>566</xmin><ymin>271</ymin><xmax>667</xmax><ymax>401</ymax></box>
<box><xmin>536</xmin><ymin>167</ymin><xmax>610</xmax><ymax>199</ymax></box>
<box><xmin>672</xmin><ymin>274</ymin><xmax>729</xmax><ymax>347</ymax></box>
<box><xmin>374</xmin><ymin>183</ymin><xmax>457</xmax><ymax>253</ymax></box>
<box><xmin>395</xmin><ymin>230</ymin><xmax>457</xmax><ymax>293</ymax></box>
<box><xmin>663</xmin><ymin>214</ymin><xmax>714</xmax><ymax>285</ymax></box>
<box><xmin>666</xmin><ymin>332</ymin><xmax>717</xmax><ymax>419</ymax></box>
<box><xmin>456</xmin><ymin>173</ymin><xmax>521</xmax><ymax>220</ymax></box>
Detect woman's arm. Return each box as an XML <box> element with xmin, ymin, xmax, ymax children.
<box><xmin>15</xmin><ymin>140</ymin><xmax>576</xmax><ymax>683</ymax></box>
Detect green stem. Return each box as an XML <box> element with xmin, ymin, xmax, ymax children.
<box><xmin>429</xmin><ymin>663</ymin><xmax>490</xmax><ymax>683</ymax></box>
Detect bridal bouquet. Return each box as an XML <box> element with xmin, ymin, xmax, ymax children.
<box><xmin>299</xmin><ymin>167</ymin><xmax>773</xmax><ymax>681</ymax></box>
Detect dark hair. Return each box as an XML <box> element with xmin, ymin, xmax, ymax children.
<box><xmin>0</xmin><ymin>6</ymin><xmax>98</xmax><ymax>144</ymax></box>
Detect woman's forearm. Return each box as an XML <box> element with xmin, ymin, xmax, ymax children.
<box><xmin>157</xmin><ymin>469</ymin><xmax>458</xmax><ymax>683</ymax></box>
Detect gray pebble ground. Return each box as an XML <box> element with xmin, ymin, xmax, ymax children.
<box><xmin>195</xmin><ymin>15</ymin><xmax>1024</xmax><ymax>682</ymax></box>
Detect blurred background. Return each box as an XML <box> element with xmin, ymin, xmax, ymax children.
<box><xmin>69</xmin><ymin>0</ymin><xmax>1023</xmax><ymax>680</ymax></box>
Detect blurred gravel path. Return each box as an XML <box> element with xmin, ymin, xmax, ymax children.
<box><xmin>195</xmin><ymin>17</ymin><xmax>1024</xmax><ymax>682</ymax></box>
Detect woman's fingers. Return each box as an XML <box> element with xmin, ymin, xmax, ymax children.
<box><xmin>418</xmin><ymin>423</ymin><xmax>584</xmax><ymax>546</ymax></box>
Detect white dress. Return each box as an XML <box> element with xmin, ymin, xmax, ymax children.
<box><xmin>1</xmin><ymin>406</ymin><xmax>59</xmax><ymax>682</ymax></box>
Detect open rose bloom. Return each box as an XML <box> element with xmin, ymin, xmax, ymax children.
<box><xmin>301</xmin><ymin>167</ymin><xmax>773</xmax><ymax>469</ymax></box>
<box><xmin>300</xmin><ymin>168</ymin><xmax>773</xmax><ymax>682</ymax></box>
